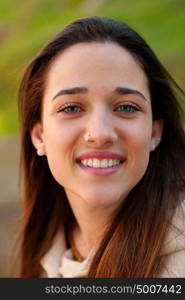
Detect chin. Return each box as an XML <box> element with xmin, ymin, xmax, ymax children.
<box><xmin>83</xmin><ymin>191</ymin><xmax>125</xmax><ymax>208</ymax></box>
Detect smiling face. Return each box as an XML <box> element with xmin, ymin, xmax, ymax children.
<box><xmin>31</xmin><ymin>42</ymin><xmax>163</xmax><ymax>210</ymax></box>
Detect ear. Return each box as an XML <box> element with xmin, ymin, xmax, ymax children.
<box><xmin>150</xmin><ymin>119</ymin><xmax>163</xmax><ymax>152</ymax></box>
<box><xmin>30</xmin><ymin>122</ymin><xmax>45</xmax><ymax>156</ymax></box>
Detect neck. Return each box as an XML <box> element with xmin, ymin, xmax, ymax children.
<box><xmin>65</xmin><ymin>192</ymin><xmax>118</xmax><ymax>259</ymax></box>
<box><xmin>71</xmin><ymin>213</ymin><xmax>108</xmax><ymax>258</ymax></box>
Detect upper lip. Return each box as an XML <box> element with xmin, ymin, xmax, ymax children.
<box><xmin>76</xmin><ymin>151</ymin><xmax>125</xmax><ymax>161</ymax></box>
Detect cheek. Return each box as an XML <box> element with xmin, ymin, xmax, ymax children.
<box><xmin>43</xmin><ymin>118</ymin><xmax>79</xmax><ymax>150</ymax></box>
<box><xmin>42</xmin><ymin>119</ymin><xmax>80</xmax><ymax>180</ymax></box>
<box><xmin>123</xmin><ymin>121</ymin><xmax>152</xmax><ymax>174</ymax></box>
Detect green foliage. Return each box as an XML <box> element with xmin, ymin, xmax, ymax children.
<box><xmin>0</xmin><ymin>0</ymin><xmax>184</xmax><ymax>134</ymax></box>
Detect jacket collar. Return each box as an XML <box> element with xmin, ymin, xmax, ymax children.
<box><xmin>40</xmin><ymin>229</ymin><xmax>66</xmax><ymax>278</ymax></box>
<box><xmin>40</xmin><ymin>201</ymin><xmax>185</xmax><ymax>277</ymax></box>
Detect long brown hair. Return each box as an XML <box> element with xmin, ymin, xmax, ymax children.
<box><xmin>16</xmin><ymin>16</ymin><xmax>185</xmax><ymax>277</ymax></box>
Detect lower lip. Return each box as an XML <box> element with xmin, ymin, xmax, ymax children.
<box><xmin>76</xmin><ymin>161</ymin><xmax>124</xmax><ymax>175</ymax></box>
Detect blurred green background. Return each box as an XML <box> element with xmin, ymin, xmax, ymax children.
<box><xmin>0</xmin><ymin>0</ymin><xmax>185</xmax><ymax>135</ymax></box>
<box><xmin>0</xmin><ymin>0</ymin><xmax>185</xmax><ymax>277</ymax></box>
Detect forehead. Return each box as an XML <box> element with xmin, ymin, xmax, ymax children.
<box><xmin>44</xmin><ymin>41</ymin><xmax>150</xmax><ymax>100</ymax></box>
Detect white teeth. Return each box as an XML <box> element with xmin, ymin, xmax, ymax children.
<box><xmin>93</xmin><ymin>159</ymin><xmax>100</xmax><ymax>168</ymax></box>
<box><xmin>108</xmin><ymin>159</ymin><xmax>113</xmax><ymax>167</ymax></box>
<box><xmin>80</xmin><ymin>159</ymin><xmax>121</xmax><ymax>168</ymax></box>
<box><xmin>100</xmin><ymin>159</ymin><xmax>109</xmax><ymax>168</ymax></box>
<box><xmin>82</xmin><ymin>159</ymin><xmax>88</xmax><ymax>166</ymax></box>
<box><xmin>87</xmin><ymin>159</ymin><xmax>93</xmax><ymax>167</ymax></box>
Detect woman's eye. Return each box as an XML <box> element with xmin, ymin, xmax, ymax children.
<box><xmin>58</xmin><ymin>103</ymin><xmax>139</xmax><ymax>115</ymax></box>
<box><xmin>116</xmin><ymin>104</ymin><xmax>139</xmax><ymax>113</ymax></box>
<box><xmin>58</xmin><ymin>104</ymin><xmax>82</xmax><ymax>114</ymax></box>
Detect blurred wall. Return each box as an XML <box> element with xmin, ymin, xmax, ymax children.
<box><xmin>0</xmin><ymin>135</ymin><xmax>20</xmax><ymax>277</ymax></box>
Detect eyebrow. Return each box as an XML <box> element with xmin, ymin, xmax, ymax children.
<box><xmin>52</xmin><ymin>87</ymin><xmax>88</xmax><ymax>101</ymax></box>
<box><xmin>52</xmin><ymin>86</ymin><xmax>148</xmax><ymax>101</ymax></box>
<box><xmin>115</xmin><ymin>87</ymin><xmax>147</xmax><ymax>101</ymax></box>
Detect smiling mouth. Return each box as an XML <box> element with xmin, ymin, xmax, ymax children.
<box><xmin>76</xmin><ymin>158</ymin><xmax>124</xmax><ymax>169</ymax></box>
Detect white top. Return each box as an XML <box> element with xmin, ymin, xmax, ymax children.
<box><xmin>40</xmin><ymin>229</ymin><xmax>95</xmax><ymax>278</ymax></box>
<box><xmin>59</xmin><ymin>248</ymin><xmax>90</xmax><ymax>277</ymax></box>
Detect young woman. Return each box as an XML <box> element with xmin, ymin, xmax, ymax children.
<box><xmin>17</xmin><ymin>16</ymin><xmax>185</xmax><ymax>277</ymax></box>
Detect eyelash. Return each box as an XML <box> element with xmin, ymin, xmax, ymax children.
<box><xmin>57</xmin><ymin>103</ymin><xmax>140</xmax><ymax>114</ymax></box>
<box><xmin>57</xmin><ymin>104</ymin><xmax>83</xmax><ymax>114</ymax></box>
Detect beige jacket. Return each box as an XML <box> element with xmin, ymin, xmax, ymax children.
<box><xmin>41</xmin><ymin>201</ymin><xmax>185</xmax><ymax>278</ymax></box>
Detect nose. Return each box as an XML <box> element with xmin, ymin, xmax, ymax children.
<box><xmin>84</xmin><ymin>110</ymin><xmax>118</xmax><ymax>148</ymax></box>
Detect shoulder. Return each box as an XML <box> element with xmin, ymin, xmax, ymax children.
<box><xmin>158</xmin><ymin>200</ymin><xmax>185</xmax><ymax>277</ymax></box>
<box><xmin>160</xmin><ymin>199</ymin><xmax>185</xmax><ymax>256</ymax></box>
